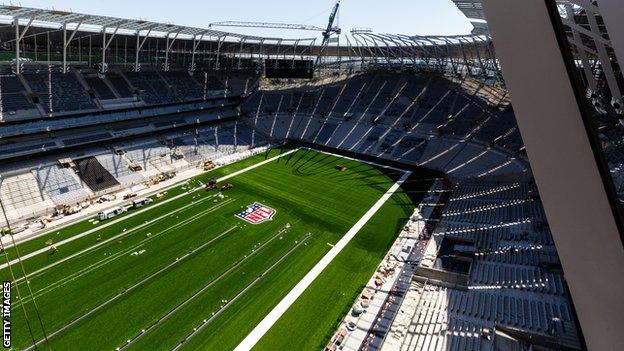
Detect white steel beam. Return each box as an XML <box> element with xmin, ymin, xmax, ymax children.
<box><xmin>481</xmin><ymin>1</ymin><xmax>624</xmax><ymax>350</ymax></box>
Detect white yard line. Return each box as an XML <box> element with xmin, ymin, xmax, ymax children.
<box><xmin>24</xmin><ymin>225</ymin><xmax>241</xmax><ymax>351</ymax></box>
<box><xmin>234</xmin><ymin>170</ymin><xmax>412</xmax><ymax>351</ymax></box>
<box><xmin>0</xmin><ymin>149</ymin><xmax>298</xmax><ymax>271</ymax></box>
<box><xmin>16</xmin><ymin>198</ymin><xmax>237</xmax><ymax>299</ymax></box>
<box><xmin>218</xmin><ymin>148</ymin><xmax>298</xmax><ymax>182</ymax></box>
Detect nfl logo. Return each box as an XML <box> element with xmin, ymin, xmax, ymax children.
<box><xmin>236</xmin><ymin>202</ymin><xmax>276</xmax><ymax>224</ymax></box>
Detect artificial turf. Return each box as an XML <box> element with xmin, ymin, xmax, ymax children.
<box><xmin>0</xmin><ymin>147</ymin><xmax>432</xmax><ymax>350</ymax></box>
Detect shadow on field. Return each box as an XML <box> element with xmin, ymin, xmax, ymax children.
<box><xmin>283</xmin><ymin>148</ymin><xmax>300</xmax><ymax>165</ymax></box>
<box><xmin>294</xmin><ymin>154</ymin><xmax>334</xmax><ymax>175</ymax></box>
<box><xmin>289</xmin><ymin>149</ymin><xmax>313</xmax><ymax>168</ymax></box>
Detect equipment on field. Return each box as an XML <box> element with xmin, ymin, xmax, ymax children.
<box><xmin>158</xmin><ymin>171</ymin><xmax>176</xmax><ymax>182</ymax></box>
<box><xmin>206</xmin><ymin>178</ymin><xmax>218</xmax><ymax>191</ymax></box>
<box><xmin>132</xmin><ymin>198</ymin><xmax>153</xmax><ymax>208</ymax></box>
<box><xmin>203</xmin><ymin>160</ymin><xmax>216</xmax><ymax>171</ymax></box>
<box><xmin>98</xmin><ymin>206</ymin><xmax>125</xmax><ymax>220</ymax></box>
<box><xmin>123</xmin><ymin>192</ymin><xmax>138</xmax><ymax>200</ymax></box>
<box><xmin>98</xmin><ymin>194</ymin><xmax>116</xmax><ymax>203</ymax></box>
<box><xmin>335</xmin><ymin>164</ymin><xmax>347</xmax><ymax>172</ymax></box>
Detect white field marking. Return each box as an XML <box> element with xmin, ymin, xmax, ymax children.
<box><xmin>0</xmin><ymin>192</ymin><xmax>217</xmax><ymax>272</ymax></box>
<box><xmin>16</xmin><ymin>244</ymin><xmax>144</xmax><ymax>304</ymax></box>
<box><xmin>118</xmin><ymin>226</ymin><xmax>295</xmax><ymax>350</ymax></box>
<box><xmin>234</xmin><ymin>170</ymin><xmax>412</xmax><ymax>351</ymax></box>
<box><xmin>218</xmin><ymin>148</ymin><xmax>298</xmax><ymax>182</ymax></box>
<box><xmin>172</xmin><ymin>234</ymin><xmax>312</xmax><ymax>351</ymax></box>
<box><xmin>16</xmin><ymin>197</ymin><xmax>236</xmax><ymax>286</ymax></box>
<box><xmin>2</xmin><ymin>193</ymin><xmax>227</xmax><ymax>279</ymax></box>
<box><xmin>18</xmin><ymin>198</ymin><xmax>238</xmax><ymax>303</ymax></box>
<box><xmin>300</xmin><ymin>147</ymin><xmax>408</xmax><ymax>173</ymax></box>
<box><xmin>0</xmin><ymin>148</ymin><xmax>298</xmax><ymax>271</ymax></box>
<box><xmin>23</xmin><ymin>225</ymin><xmax>240</xmax><ymax>351</ymax></box>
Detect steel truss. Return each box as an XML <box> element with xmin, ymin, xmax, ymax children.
<box><xmin>348</xmin><ymin>31</ymin><xmax>498</xmax><ymax>79</ymax></box>
<box><xmin>0</xmin><ymin>5</ymin><xmax>498</xmax><ymax>82</ymax></box>
<box><xmin>452</xmin><ymin>0</ymin><xmax>623</xmax><ymax>116</ymax></box>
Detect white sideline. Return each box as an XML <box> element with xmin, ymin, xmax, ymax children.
<box><xmin>234</xmin><ymin>170</ymin><xmax>412</xmax><ymax>351</ymax></box>
<box><xmin>0</xmin><ymin>148</ymin><xmax>298</xmax><ymax>271</ymax></box>
<box><xmin>219</xmin><ymin>148</ymin><xmax>298</xmax><ymax>182</ymax></box>
<box><xmin>301</xmin><ymin>147</ymin><xmax>409</xmax><ymax>173</ymax></box>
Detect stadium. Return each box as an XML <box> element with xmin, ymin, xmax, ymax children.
<box><xmin>0</xmin><ymin>0</ymin><xmax>622</xmax><ymax>350</ymax></box>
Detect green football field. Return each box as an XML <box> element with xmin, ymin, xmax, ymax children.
<box><xmin>0</xmin><ymin>147</ymin><xmax>433</xmax><ymax>351</ymax></box>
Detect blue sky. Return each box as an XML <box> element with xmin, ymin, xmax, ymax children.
<box><xmin>9</xmin><ymin>0</ymin><xmax>472</xmax><ymax>39</ymax></box>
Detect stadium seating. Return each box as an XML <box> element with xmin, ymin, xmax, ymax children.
<box><xmin>75</xmin><ymin>157</ymin><xmax>121</xmax><ymax>193</ymax></box>
<box><xmin>390</xmin><ymin>281</ymin><xmax>578</xmax><ymax>351</ymax></box>
<box><xmin>0</xmin><ymin>172</ymin><xmax>55</xmax><ymax>224</ymax></box>
<box><xmin>107</xmin><ymin>72</ymin><xmax>135</xmax><ymax>98</ymax></box>
<box><xmin>243</xmin><ymin>71</ymin><xmax>583</xmax><ymax>351</ymax></box>
<box><xmin>376</xmin><ymin>176</ymin><xmax>580</xmax><ymax>350</ymax></box>
<box><xmin>23</xmin><ymin>71</ymin><xmax>97</xmax><ymax>113</ymax></box>
<box><xmin>95</xmin><ymin>153</ymin><xmax>145</xmax><ymax>187</ymax></box>
<box><xmin>162</xmin><ymin>71</ymin><xmax>203</xmax><ymax>101</ymax></box>
<box><xmin>84</xmin><ymin>76</ymin><xmax>117</xmax><ymax>100</ymax></box>
<box><xmin>124</xmin><ymin>70</ymin><xmax>176</xmax><ymax>104</ymax></box>
<box><xmin>0</xmin><ymin>76</ymin><xmax>36</xmax><ymax>113</ymax></box>
<box><xmin>34</xmin><ymin>164</ymin><xmax>91</xmax><ymax>205</ymax></box>
<box><xmin>244</xmin><ymin>72</ymin><xmax>526</xmax><ymax>158</ymax></box>
<box><xmin>0</xmin><ymin>68</ymin><xmax>254</xmax><ymax>123</ymax></box>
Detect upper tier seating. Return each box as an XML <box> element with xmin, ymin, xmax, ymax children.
<box><xmin>162</xmin><ymin>71</ymin><xmax>203</xmax><ymax>101</ymax></box>
<box><xmin>84</xmin><ymin>76</ymin><xmax>116</xmax><ymax>100</ymax></box>
<box><xmin>0</xmin><ymin>68</ymin><xmax>253</xmax><ymax>122</ymax></box>
<box><xmin>124</xmin><ymin>71</ymin><xmax>175</xmax><ymax>104</ymax></box>
<box><xmin>24</xmin><ymin>71</ymin><xmax>97</xmax><ymax>113</ymax></box>
<box><xmin>107</xmin><ymin>72</ymin><xmax>134</xmax><ymax>98</ymax></box>
<box><xmin>0</xmin><ymin>76</ymin><xmax>35</xmax><ymax>112</ymax></box>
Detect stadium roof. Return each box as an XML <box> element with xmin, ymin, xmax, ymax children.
<box><xmin>450</xmin><ymin>1</ymin><xmax>489</xmax><ymax>35</ymax></box>
<box><xmin>0</xmin><ymin>5</ymin><xmax>291</xmax><ymax>42</ymax></box>
<box><xmin>451</xmin><ymin>0</ymin><xmax>485</xmax><ymax>20</ymax></box>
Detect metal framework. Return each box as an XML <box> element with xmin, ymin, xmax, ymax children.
<box><xmin>349</xmin><ymin>31</ymin><xmax>498</xmax><ymax>78</ymax></box>
<box><xmin>555</xmin><ymin>0</ymin><xmax>624</xmax><ymax>115</ymax></box>
<box><xmin>0</xmin><ymin>5</ymin><xmax>282</xmax><ymax>73</ymax></box>
<box><xmin>209</xmin><ymin>21</ymin><xmax>327</xmax><ymax>32</ymax></box>
<box><xmin>481</xmin><ymin>1</ymin><xmax>624</xmax><ymax>350</ymax></box>
<box><xmin>452</xmin><ymin>0</ymin><xmax>624</xmax><ymax>115</ymax></box>
<box><xmin>0</xmin><ymin>5</ymin><xmax>498</xmax><ymax>81</ymax></box>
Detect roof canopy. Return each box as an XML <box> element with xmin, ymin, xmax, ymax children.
<box><xmin>0</xmin><ymin>5</ymin><xmax>288</xmax><ymax>42</ymax></box>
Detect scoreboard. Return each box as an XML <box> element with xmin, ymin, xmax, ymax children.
<box><xmin>264</xmin><ymin>59</ymin><xmax>314</xmax><ymax>79</ymax></box>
